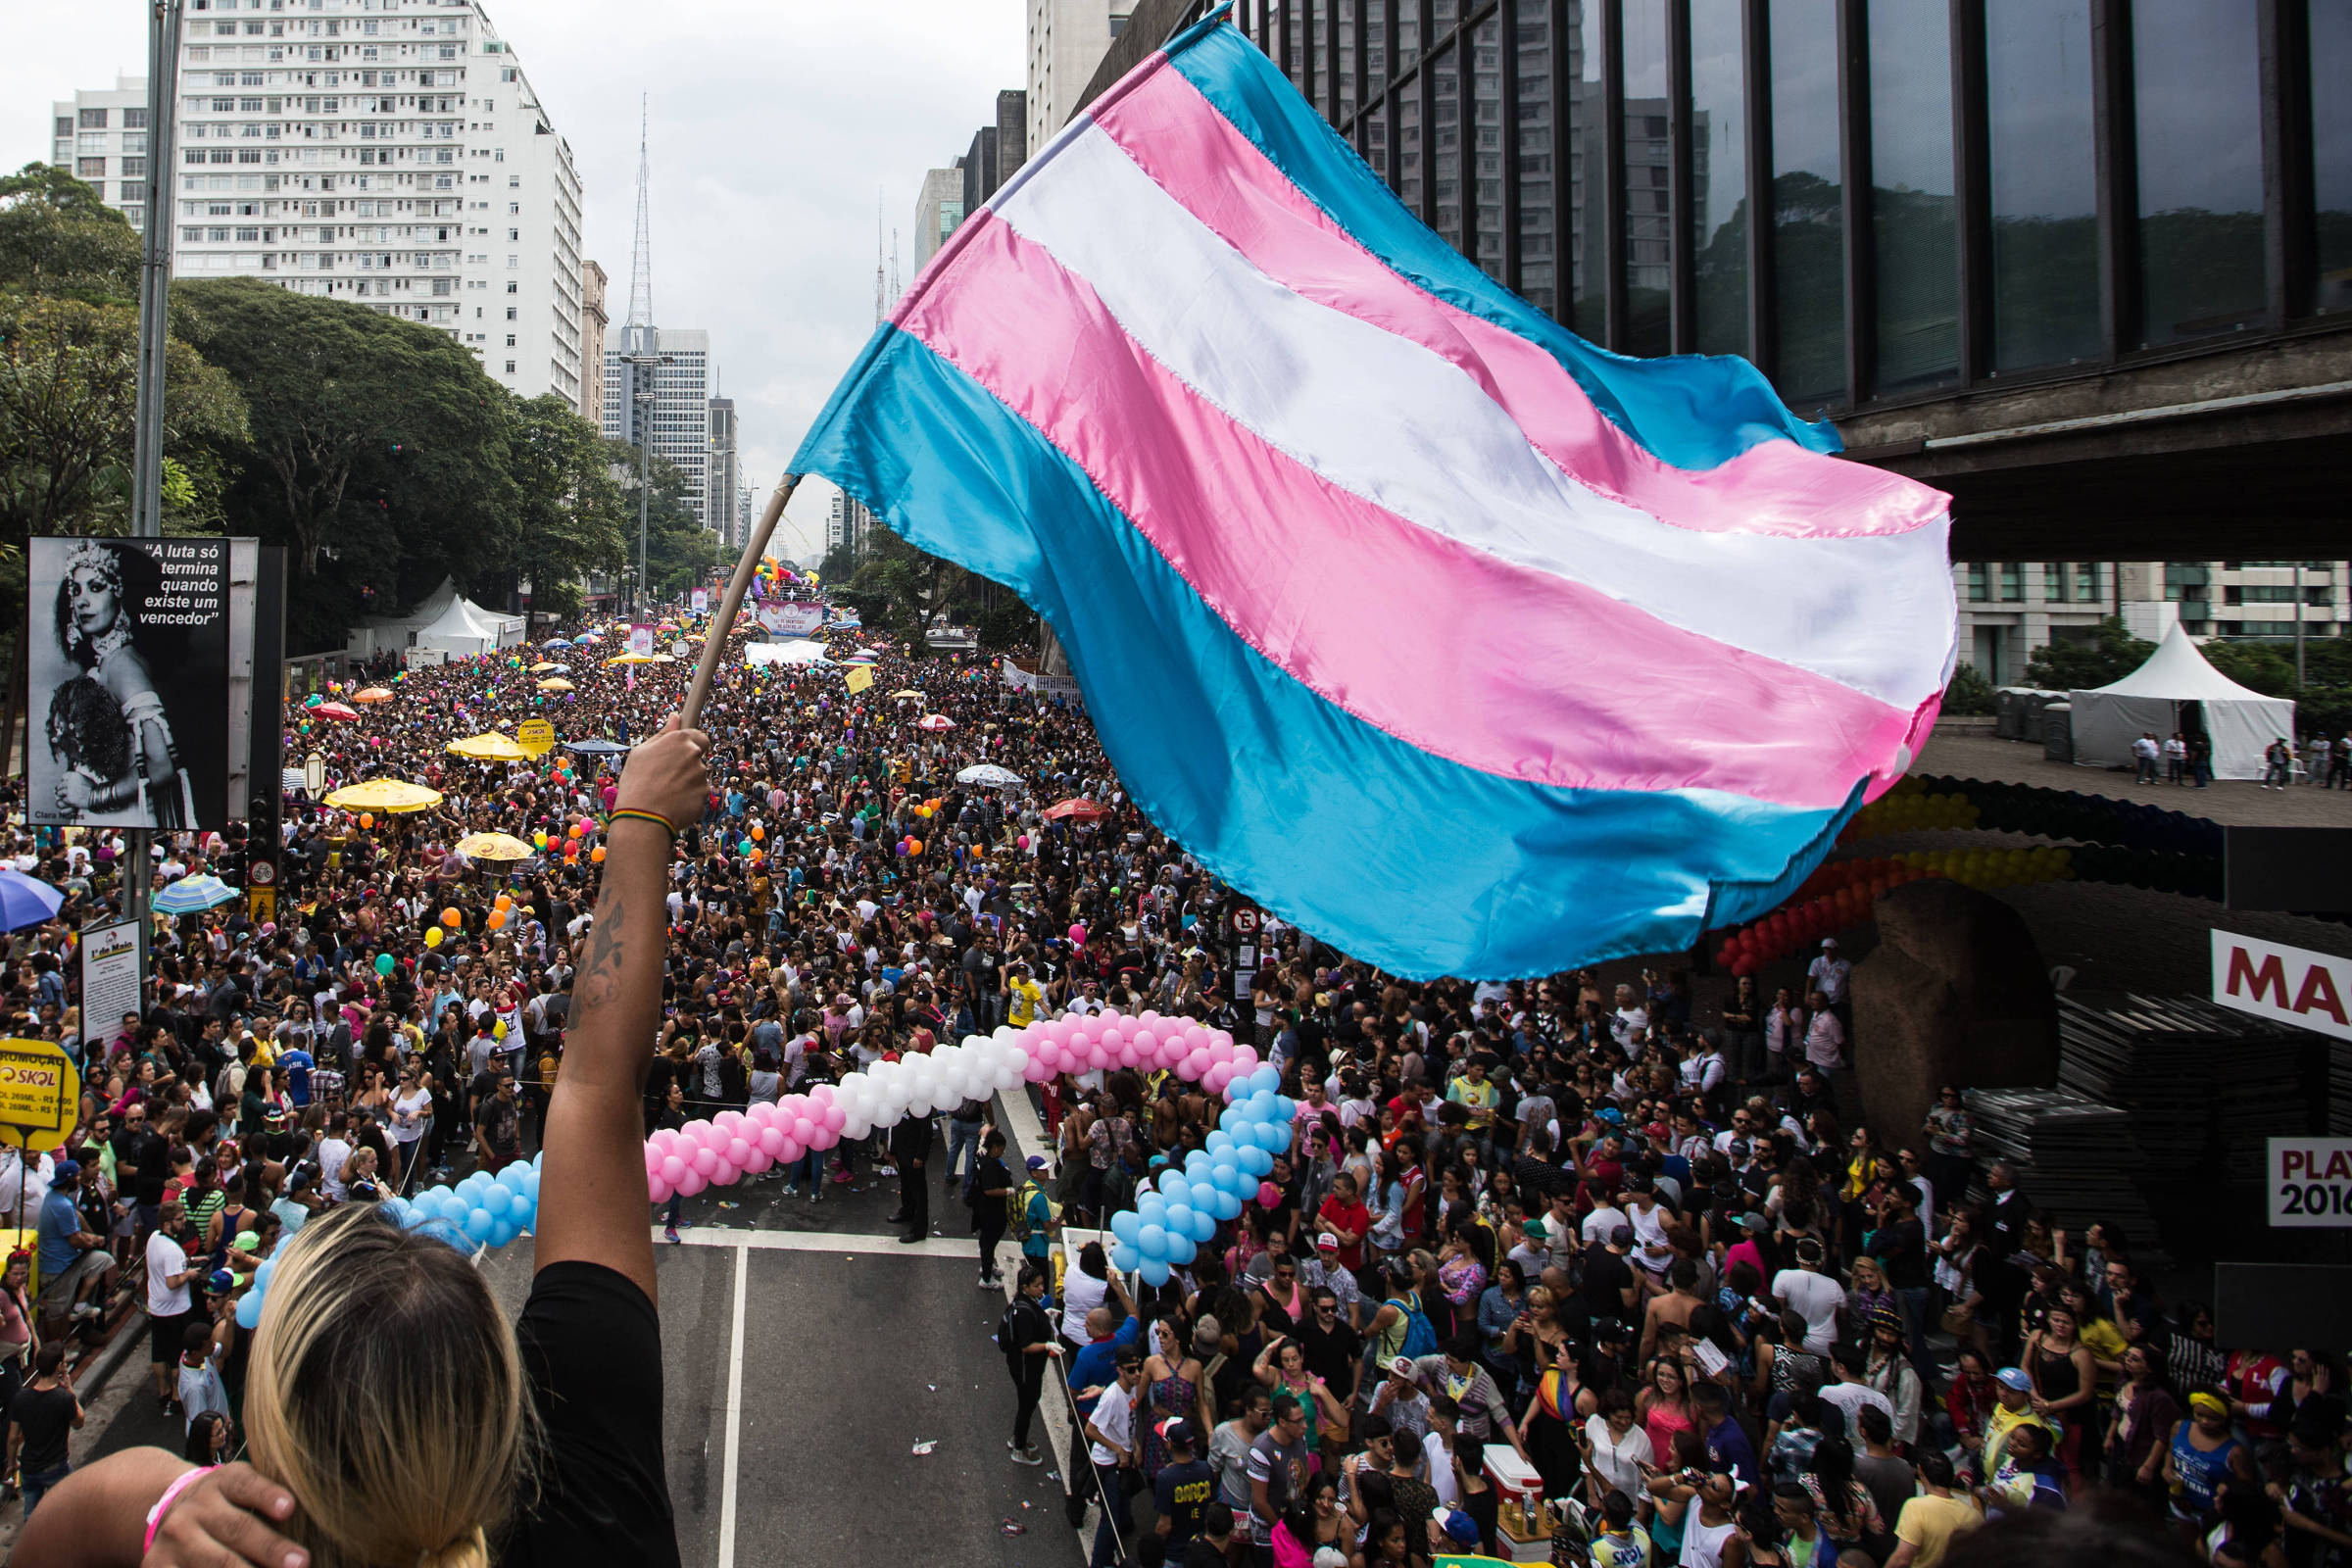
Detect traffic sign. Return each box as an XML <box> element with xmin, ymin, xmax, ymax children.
<box><xmin>515</xmin><ymin>718</ymin><xmax>556</xmax><ymax>758</ymax></box>
<box><xmin>2270</xmin><ymin>1138</ymin><xmax>2352</xmax><ymax>1227</ymax></box>
<box><xmin>0</xmin><ymin>1039</ymin><xmax>80</xmax><ymax>1152</ymax></box>
<box><xmin>1230</xmin><ymin>907</ymin><xmax>1260</xmax><ymax>936</ymax></box>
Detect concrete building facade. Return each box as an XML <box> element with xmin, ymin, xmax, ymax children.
<box><xmin>49</xmin><ymin>78</ymin><xmax>155</xmax><ymax>234</ymax></box>
<box><xmin>579</xmin><ymin>257</ymin><xmax>608</xmax><ymax>423</ymax></box>
<box><xmin>912</xmin><ymin>165</ymin><xmax>964</xmax><ymax>271</ymax></box>
<box><xmin>601</xmin><ymin>326</ymin><xmax>712</xmax><ymax>532</ymax></box>
<box><xmin>56</xmin><ymin>0</ymin><xmax>589</xmax><ymax>407</ymax></box>
<box><xmin>708</xmin><ymin>396</ymin><xmax>741</xmax><ymax>549</ymax></box>
<box><xmin>1028</xmin><ymin>0</ymin><xmax>1134</xmax><ymax>155</ymax></box>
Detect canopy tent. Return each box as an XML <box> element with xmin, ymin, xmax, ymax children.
<box><xmin>413</xmin><ymin>594</ymin><xmax>525</xmax><ymax>658</ymax></box>
<box><xmin>744</xmin><ymin>640</ymin><xmax>830</xmax><ymax>667</ymax></box>
<box><xmin>2067</xmin><ymin>623</ymin><xmax>2295</xmax><ymax>781</ymax></box>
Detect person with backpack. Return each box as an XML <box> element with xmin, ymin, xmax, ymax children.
<box><xmin>1011</xmin><ymin>1154</ymin><xmax>1059</xmax><ymax>1272</ymax></box>
<box><xmin>970</xmin><ymin>1129</ymin><xmax>1015</xmax><ymax>1289</ymax></box>
<box><xmin>998</xmin><ymin>1262</ymin><xmax>1060</xmax><ymax>1467</ymax></box>
<box><xmin>1361</xmin><ymin>1256</ymin><xmax>1439</xmax><ymax>1399</ymax></box>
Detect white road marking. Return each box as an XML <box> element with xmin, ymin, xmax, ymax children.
<box><xmin>654</xmin><ymin>1224</ymin><xmax>977</xmax><ymax>1259</ymax></box>
<box><xmin>716</xmin><ymin>1243</ymin><xmax>748</xmax><ymax>1568</ymax></box>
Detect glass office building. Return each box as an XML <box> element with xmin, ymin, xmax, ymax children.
<box><xmin>1229</xmin><ymin>0</ymin><xmax>2351</xmax><ymax>419</ymax></box>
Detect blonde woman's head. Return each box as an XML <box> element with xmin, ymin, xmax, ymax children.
<box><xmin>244</xmin><ymin>1204</ymin><xmax>530</xmax><ymax>1568</ymax></box>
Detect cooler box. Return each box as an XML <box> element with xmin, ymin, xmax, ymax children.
<box><xmin>1484</xmin><ymin>1446</ymin><xmax>1554</xmax><ymax>1561</ymax></box>
<box><xmin>1483</xmin><ymin>1444</ymin><xmax>1542</xmax><ymax>1505</ymax></box>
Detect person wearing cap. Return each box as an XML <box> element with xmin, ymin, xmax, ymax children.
<box><xmin>34</xmin><ymin>1159</ymin><xmax>116</xmax><ymax>1339</ymax></box>
<box><xmin>1298</xmin><ymin>1231</ymin><xmax>1362</xmax><ymax>1330</ymax></box>
<box><xmin>1015</xmin><ymin>1154</ymin><xmax>1057</xmax><ymax>1267</ymax></box>
<box><xmin>1367</xmin><ymin>1353</ymin><xmax>1433</xmax><ymax>1450</ymax></box>
<box><xmin>1862</xmin><ymin>1303</ymin><xmax>1925</xmax><ymax>1446</ymax></box>
<box><xmin>1151</xmin><ymin>1416</ymin><xmax>1214</xmax><ymax>1554</ymax></box>
<box><xmin>1979</xmin><ymin>1366</ymin><xmax>2057</xmax><ymax>1484</ymax></box>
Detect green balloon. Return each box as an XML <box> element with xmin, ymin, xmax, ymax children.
<box><xmin>374</xmin><ymin>953</ymin><xmax>395</xmax><ymax>975</ymax></box>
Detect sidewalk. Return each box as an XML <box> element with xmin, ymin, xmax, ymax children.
<box><xmin>1915</xmin><ymin>732</ymin><xmax>2352</xmax><ymax>827</ymax></box>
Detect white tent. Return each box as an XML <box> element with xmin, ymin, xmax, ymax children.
<box><xmin>744</xmin><ymin>639</ymin><xmax>830</xmax><ymax>667</ymax></box>
<box><xmin>411</xmin><ymin>594</ymin><xmax>524</xmax><ymax>658</ymax></box>
<box><xmin>2068</xmin><ymin>624</ymin><xmax>2295</xmax><ymax>781</ymax></box>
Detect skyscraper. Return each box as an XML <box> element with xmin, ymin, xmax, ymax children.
<box><xmin>603</xmin><ymin>327</ymin><xmax>712</xmax><ymax>531</ymax></box>
<box><xmin>58</xmin><ymin>1</ymin><xmax>587</xmax><ymax>405</ymax></box>
<box><xmin>708</xmin><ymin>396</ymin><xmax>741</xmax><ymax>547</ymax></box>
<box><xmin>1029</xmin><ymin>0</ymin><xmax>1135</xmax><ymax>153</ymax></box>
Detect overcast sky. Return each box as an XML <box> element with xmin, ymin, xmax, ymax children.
<box><xmin>4</xmin><ymin>0</ymin><xmax>1032</xmax><ymax>564</ymax></box>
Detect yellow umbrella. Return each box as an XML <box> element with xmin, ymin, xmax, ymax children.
<box><xmin>536</xmin><ymin>677</ymin><xmax>575</xmax><ymax>692</ymax></box>
<box><xmin>353</xmin><ymin>687</ymin><xmax>395</xmax><ymax>705</ymax></box>
<box><xmin>454</xmin><ymin>833</ymin><xmax>535</xmax><ymax>861</ymax></box>
<box><xmin>528</xmin><ymin>662</ymin><xmax>562</xmax><ymax>673</ymax></box>
<box><xmin>888</xmin><ymin>689</ymin><xmax>924</xmax><ymax>699</ymax></box>
<box><xmin>321</xmin><ymin>778</ymin><xmax>443</xmax><ymax>813</ymax></box>
<box><xmin>649</xmin><ymin>653</ymin><xmax>678</xmax><ymax>663</ymax></box>
<box><xmin>446</xmin><ymin>732</ymin><xmax>527</xmax><ymax>761</ymax></box>
<box><xmin>605</xmin><ymin>654</ymin><xmax>656</xmax><ymax>665</ymax></box>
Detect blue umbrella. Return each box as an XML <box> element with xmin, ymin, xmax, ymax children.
<box><xmin>543</xmin><ymin>638</ymin><xmax>574</xmax><ymax>649</ymax></box>
<box><xmin>153</xmin><ymin>873</ymin><xmax>238</xmax><ymax>916</ymax></box>
<box><xmin>0</xmin><ymin>869</ymin><xmax>64</xmax><ymax>931</ymax></box>
<box><xmin>564</xmin><ymin>739</ymin><xmax>629</xmax><ymax>756</ymax></box>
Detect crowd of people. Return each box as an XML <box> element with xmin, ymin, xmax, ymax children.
<box><xmin>0</xmin><ymin>600</ymin><xmax>2340</xmax><ymax>1568</ymax></box>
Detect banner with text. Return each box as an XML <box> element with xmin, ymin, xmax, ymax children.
<box><xmin>2213</xmin><ymin>929</ymin><xmax>2352</xmax><ymax>1042</ymax></box>
<box><xmin>756</xmin><ymin>602</ymin><xmax>827</xmax><ymax>637</ymax></box>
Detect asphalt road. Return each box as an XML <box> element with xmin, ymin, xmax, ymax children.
<box><xmin>28</xmin><ymin>1111</ymin><xmax>1092</xmax><ymax>1568</ymax></box>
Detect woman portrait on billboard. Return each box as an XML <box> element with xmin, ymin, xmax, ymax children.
<box><xmin>43</xmin><ymin>539</ymin><xmax>195</xmax><ymax>828</ymax></box>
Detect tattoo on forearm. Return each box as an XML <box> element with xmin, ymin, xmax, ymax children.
<box><xmin>577</xmin><ymin>894</ymin><xmax>626</xmax><ymax>1012</ymax></box>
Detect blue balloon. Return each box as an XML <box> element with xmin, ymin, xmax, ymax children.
<box><xmin>1137</xmin><ymin>1195</ymin><xmax>1168</xmax><ymax>1226</ymax></box>
<box><xmin>1138</xmin><ymin>1223</ymin><xmax>1168</xmax><ymax>1257</ymax></box>
<box><xmin>1252</xmin><ymin>1065</ymin><xmax>1281</xmax><ymax>1095</ymax></box>
<box><xmin>235</xmin><ymin>1291</ymin><xmax>264</xmax><ymax>1329</ymax></box>
<box><xmin>1211</xmin><ymin>1187</ymin><xmax>1244</xmax><ymax>1221</ymax></box>
<box><xmin>1165</xmin><ymin>1203</ymin><xmax>1196</xmax><ymax>1237</ymax></box>
<box><xmin>1189</xmin><ymin>1207</ymin><xmax>1218</xmax><ymax>1243</ymax></box>
<box><xmin>1111</xmin><ymin>1210</ymin><xmax>1142</xmax><ymax>1246</ymax></box>
<box><xmin>1212</xmin><ymin>1164</ymin><xmax>1244</xmax><ymax>1196</ymax></box>
<box><xmin>1138</xmin><ymin>1256</ymin><xmax>1172</xmax><ymax>1287</ymax></box>
<box><xmin>1240</xmin><ymin>1145</ymin><xmax>1274</xmax><ymax>1177</ymax></box>
<box><xmin>520</xmin><ymin>1171</ymin><xmax>541</xmax><ymax>1204</ymax></box>
<box><xmin>1185</xmin><ymin>1151</ymin><xmax>1212</xmax><ymax>1175</ymax></box>
<box><xmin>498</xmin><ymin>1164</ymin><xmax>532</xmax><ymax>1194</ymax></box>
<box><xmin>1205</xmin><ymin>1130</ymin><xmax>1234</xmax><ymax>1153</ymax></box>
<box><xmin>401</xmin><ymin>1203</ymin><xmax>432</xmax><ymax>1230</ymax></box>
<box><xmin>463</xmin><ymin>1206</ymin><xmax>496</xmax><ymax>1242</ymax></box>
<box><xmin>481</xmin><ymin>1184</ymin><xmax>514</xmax><ymax>1217</ymax></box>
<box><xmin>489</xmin><ymin>1216</ymin><xmax>518</xmax><ymax>1249</ymax></box>
<box><xmin>1165</xmin><ymin>1231</ymin><xmax>1197</xmax><ymax>1265</ymax></box>
<box><xmin>1158</xmin><ymin>1170</ymin><xmax>1191</xmax><ymax>1198</ymax></box>
<box><xmin>254</xmin><ymin>1256</ymin><xmax>277</xmax><ymax>1292</ymax></box>
<box><xmin>1112</xmin><ymin>1241</ymin><xmax>1143</xmax><ymax>1272</ymax></box>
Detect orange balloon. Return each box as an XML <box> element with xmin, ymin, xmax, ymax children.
<box><xmin>569</xmin><ymin>822</ymin><xmax>585</xmax><ymax>839</ymax></box>
<box><xmin>440</xmin><ymin>907</ymin><xmax>461</xmax><ymax>927</ymax></box>
<box><xmin>359</xmin><ymin>812</ymin><xmax>374</xmax><ymax>828</ymax></box>
<box><xmin>751</xmin><ymin>824</ymin><xmax>764</xmax><ymax>842</ymax></box>
<box><xmin>494</xmin><ymin>893</ymin><xmax>513</xmax><ymax>910</ymax></box>
<box><xmin>908</xmin><ymin>839</ymin><xmax>924</xmax><ymax>856</ymax></box>
<box><xmin>590</xmin><ymin>845</ymin><xmax>608</xmax><ymax>863</ymax></box>
<box><xmin>488</xmin><ymin>909</ymin><xmax>508</xmax><ymax>931</ymax></box>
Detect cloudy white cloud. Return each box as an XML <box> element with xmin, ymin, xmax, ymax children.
<box><xmin>5</xmin><ymin>0</ymin><xmax>1032</xmax><ymax>564</ymax></box>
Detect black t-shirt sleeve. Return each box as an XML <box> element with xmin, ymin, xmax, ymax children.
<box><xmin>504</xmin><ymin>1261</ymin><xmax>679</xmax><ymax>1568</ymax></box>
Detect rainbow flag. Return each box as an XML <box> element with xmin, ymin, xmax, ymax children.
<box><xmin>793</xmin><ymin>8</ymin><xmax>1954</xmax><ymax>979</ymax></box>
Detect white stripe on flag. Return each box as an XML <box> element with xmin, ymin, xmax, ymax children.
<box><xmin>992</xmin><ymin>124</ymin><xmax>1952</xmax><ymax>710</ymax></box>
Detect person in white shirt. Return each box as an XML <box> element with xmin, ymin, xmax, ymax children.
<box><xmin>1805</xmin><ymin>940</ymin><xmax>1850</xmax><ymax>1008</ymax></box>
<box><xmin>1609</xmin><ymin>986</ymin><xmax>1648</xmax><ymax>1049</ymax></box>
<box><xmin>1580</xmin><ymin>1393</ymin><xmax>1654</xmax><ymax>1503</ymax></box>
<box><xmin>2132</xmin><ymin>731</ymin><xmax>2161</xmax><ymax>783</ymax></box>
<box><xmin>1772</xmin><ymin>1240</ymin><xmax>1846</xmax><ymax>1353</ymax></box>
<box><xmin>1803</xmin><ymin>993</ymin><xmax>1846</xmax><ymax>1072</ymax></box>
<box><xmin>2163</xmin><ymin>732</ymin><xmax>2189</xmax><ymax>784</ymax></box>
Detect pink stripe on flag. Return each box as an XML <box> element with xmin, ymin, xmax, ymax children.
<box><xmin>900</xmin><ymin>217</ymin><xmax>1925</xmax><ymax>810</ymax></box>
<box><xmin>1090</xmin><ymin>65</ymin><xmax>1943</xmax><ymax>542</ymax></box>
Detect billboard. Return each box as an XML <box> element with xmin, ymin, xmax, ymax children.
<box><xmin>757</xmin><ymin>601</ymin><xmax>827</xmax><ymax>637</ymax></box>
<box><xmin>2213</xmin><ymin>929</ymin><xmax>2352</xmax><ymax>1042</ymax></box>
<box><xmin>690</xmin><ymin>588</ymin><xmax>710</xmax><ymax>614</ymax></box>
<box><xmin>27</xmin><ymin>536</ymin><xmax>230</xmax><ymax>827</ymax></box>
<box><xmin>626</xmin><ymin>623</ymin><xmax>656</xmax><ymax>658</ymax></box>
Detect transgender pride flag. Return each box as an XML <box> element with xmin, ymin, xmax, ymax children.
<box><xmin>793</xmin><ymin>8</ymin><xmax>1956</xmax><ymax>980</ymax></box>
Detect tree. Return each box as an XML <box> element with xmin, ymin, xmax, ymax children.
<box><xmin>2201</xmin><ymin>638</ymin><xmax>2299</xmax><ymax>697</ymax></box>
<box><xmin>0</xmin><ymin>288</ymin><xmax>247</xmax><ymax>558</ymax></box>
<box><xmin>2023</xmin><ymin>617</ymin><xmax>2154</xmax><ymax>691</ymax></box>
<box><xmin>1942</xmin><ymin>662</ymin><xmax>1996</xmax><ymax>716</ymax></box>
<box><xmin>175</xmin><ymin>279</ymin><xmax>519</xmax><ymax>648</ymax></box>
<box><xmin>0</xmin><ymin>163</ymin><xmax>141</xmax><ymax>304</ymax></box>
<box><xmin>610</xmin><ymin>445</ymin><xmax>716</xmax><ymax>601</ymax></box>
<box><xmin>499</xmin><ymin>394</ymin><xmax>626</xmax><ymax>622</ymax></box>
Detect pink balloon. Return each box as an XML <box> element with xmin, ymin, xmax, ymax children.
<box><xmin>778</xmin><ymin>1136</ymin><xmax>805</xmax><ymax>1164</ymax></box>
<box><xmin>808</xmin><ymin>1084</ymin><xmax>836</xmax><ymax>1106</ymax></box>
<box><xmin>1069</xmin><ymin>923</ymin><xmax>1087</xmax><ymax>945</ymax></box>
<box><xmin>822</xmin><ymin>1106</ymin><xmax>846</xmax><ymax>1135</ymax></box>
<box><xmin>645</xmin><ymin>1146</ymin><xmax>663</xmax><ymax>1175</ymax></box>
<box><xmin>648</xmin><ymin>1174</ymin><xmax>673</xmax><ymax>1203</ymax></box>
<box><xmin>713</xmin><ymin>1110</ymin><xmax>743</xmax><ymax>1137</ymax></box>
<box><xmin>726</xmin><ymin>1138</ymin><xmax>753</xmax><ymax>1166</ymax></box>
<box><xmin>1023</xmin><ymin>1056</ymin><xmax>1050</xmax><ymax>1083</ymax></box>
<box><xmin>690</xmin><ymin>1148</ymin><xmax>719</xmax><ymax>1178</ymax></box>
<box><xmin>1140</xmin><ymin>1009</ymin><xmax>1162</xmax><ymax>1029</ymax></box>
<box><xmin>660</xmin><ymin>1155</ymin><xmax>687</xmax><ymax>1186</ymax></box>
<box><xmin>745</xmin><ymin>1102</ymin><xmax>776</xmax><ymax>1129</ymax></box>
<box><xmin>1207</xmin><ymin>1042</ymin><xmax>1235</xmax><ymax>1067</ymax></box>
<box><xmin>757</xmin><ymin>1127</ymin><xmax>786</xmax><ymax>1157</ymax></box>
<box><xmin>1210</xmin><ymin>1030</ymin><xmax>1235</xmax><ymax>1053</ymax></box>
<box><xmin>742</xmin><ymin>1148</ymin><xmax>774</xmax><ymax>1175</ymax></box>
<box><xmin>1183</xmin><ymin>1025</ymin><xmax>1209</xmax><ymax>1051</ymax></box>
<box><xmin>711</xmin><ymin>1161</ymin><xmax>740</xmax><ymax>1187</ymax></box>
<box><xmin>675</xmin><ymin>1169</ymin><xmax>708</xmax><ymax>1197</ymax></box>
<box><xmin>1133</xmin><ymin>1029</ymin><xmax>1157</xmax><ymax>1055</ymax></box>
<box><xmin>1257</xmin><ymin>1182</ymin><xmax>1281</xmax><ymax>1207</ymax></box>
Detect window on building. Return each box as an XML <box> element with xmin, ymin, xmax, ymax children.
<box><xmin>506</xmin><ymin>361</ymin><xmax>516</xmax><ymax>373</ymax></box>
<box><xmin>1620</xmin><ymin>1</ymin><xmax>1671</xmax><ymax>356</ymax></box>
<box><xmin>1966</xmin><ymin>563</ymin><xmax>1989</xmax><ymax>602</ymax></box>
<box><xmin>1769</xmin><ymin>0</ymin><xmax>1845</xmax><ymax>407</ymax></box>
<box><xmin>77</xmin><ymin>158</ymin><xmax>107</xmax><ymax>178</ymax></box>
<box><xmin>1986</xmin><ymin>0</ymin><xmax>2100</xmax><ymax>371</ymax></box>
<box><xmin>54</xmin><ymin>117</ymin><xmax>73</xmax><ymax>138</ymax></box>
<box><xmin>2076</xmin><ymin>563</ymin><xmax>2101</xmax><ymax>603</ymax></box>
<box><xmin>1690</xmin><ymin>1</ymin><xmax>1747</xmax><ymax>356</ymax></box>
<box><xmin>2043</xmin><ymin>564</ymin><xmax>2070</xmax><ymax>603</ymax></box>
<box><xmin>2133</xmin><ymin>0</ymin><xmax>2265</xmax><ymax>345</ymax></box>
<box><xmin>506</xmin><ymin>306</ymin><xmax>516</xmax><ymax>319</ymax></box>
<box><xmin>1869</xmin><ymin>0</ymin><xmax>1958</xmax><ymax>394</ymax></box>
<box><xmin>1998</xmin><ymin>563</ymin><xmax>2025</xmax><ymax>602</ymax></box>
<box><xmin>79</xmin><ymin>109</ymin><xmax>108</xmax><ymax>129</ymax></box>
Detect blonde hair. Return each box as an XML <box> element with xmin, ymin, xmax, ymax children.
<box><xmin>243</xmin><ymin>1205</ymin><xmax>532</xmax><ymax>1568</ymax></box>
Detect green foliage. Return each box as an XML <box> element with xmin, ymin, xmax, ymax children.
<box><xmin>2201</xmin><ymin>638</ymin><xmax>2299</xmax><ymax>697</ymax></box>
<box><xmin>1942</xmin><ymin>662</ymin><xmax>1997</xmax><ymax>716</ymax></box>
<box><xmin>175</xmin><ymin>278</ymin><xmax>520</xmax><ymax>649</ymax></box>
<box><xmin>0</xmin><ymin>163</ymin><xmax>141</xmax><ymax>304</ymax></box>
<box><xmin>2207</xmin><ymin>636</ymin><xmax>2352</xmax><ymax>743</ymax></box>
<box><xmin>610</xmin><ymin>443</ymin><xmax>716</xmax><ymax>601</ymax></box>
<box><xmin>2023</xmin><ymin>617</ymin><xmax>2155</xmax><ymax>692</ymax></box>
<box><xmin>503</xmin><ymin>394</ymin><xmax>625</xmax><ymax>610</ymax></box>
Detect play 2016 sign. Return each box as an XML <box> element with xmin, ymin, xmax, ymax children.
<box><xmin>2212</xmin><ymin>930</ymin><xmax>2351</xmax><ymax>1042</ymax></box>
<box><xmin>2270</xmin><ymin>1139</ymin><xmax>2352</xmax><ymax>1227</ymax></box>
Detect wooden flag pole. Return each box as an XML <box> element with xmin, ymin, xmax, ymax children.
<box><xmin>680</xmin><ymin>471</ymin><xmax>804</xmax><ymax>731</ymax></box>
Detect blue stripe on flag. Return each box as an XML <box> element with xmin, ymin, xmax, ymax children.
<box><xmin>792</xmin><ymin>326</ymin><xmax>1859</xmax><ymax>979</ymax></box>
<box><xmin>1163</xmin><ymin>18</ymin><xmax>1841</xmax><ymax>472</ymax></box>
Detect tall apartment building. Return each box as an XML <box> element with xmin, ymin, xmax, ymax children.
<box><xmin>826</xmin><ymin>491</ymin><xmax>874</xmax><ymax>560</ymax></box>
<box><xmin>911</xmin><ymin>165</ymin><xmax>964</xmax><ymax>271</ymax></box>
<box><xmin>579</xmin><ymin>258</ymin><xmax>608</xmax><ymax>422</ymax></box>
<box><xmin>601</xmin><ymin>326</ymin><xmax>712</xmax><ymax>531</ymax></box>
<box><xmin>738</xmin><ymin>485</ymin><xmax>755</xmax><ymax>553</ymax></box>
<box><xmin>56</xmin><ymin>0</ymin><xmax>586</xmax><ymax>407</ymax></box>
<box><xmin>49</xmin><ymin>79</ymin><xmax>156</xmax><ymax>233</ymax></box>
<box><xmin>708</xmin><ymin>397</ymin><xmax>741</xmax><ymax>548</ymax></box>
<box><xmin>962</xmin><ymin>91</ymin><xmax>1029</xmax><ymax>225</ymax></box>
<box><xmin>1028</xmin><ymin>0</ymin><xmax>1134</xmax><ymax>154</ymax></box>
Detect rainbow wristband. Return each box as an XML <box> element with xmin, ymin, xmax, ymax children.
<box><xmin>145</xmin><ymin>1464</ymin><xmax>219</xmax><ymax>1553</ymax></box>
<box><xmin>608</xmin><ymin>808</ymin><xmax>675</xmax><ymax>839</ymax></box>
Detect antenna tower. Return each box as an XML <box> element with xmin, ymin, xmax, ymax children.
<box><xmin>625</xmin><ymin>97</ymin><xmax>655</xmax><ymax>354</ymax></box>
<box><xmin>890</xmin><ymin>229</ymin><xmax>902</xmax><ymax>304</ymax></box>
<box><xmin>874</xmin><ymin>195</ymin><xmax>888</xmax><ymax>325</ymax></box>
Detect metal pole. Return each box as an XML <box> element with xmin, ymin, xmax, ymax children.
<box><xmin>2294</xmin><ymin>563</ymin><xmax>2306</xmax><ymax>690</ymax></box>
<box><xmin>637</xmin><ymin>409</ymin><xmax>651</xmax><ymax>615</ymax></box>
<box><xmin>125</xmin><ymin>0</ymin><xmax>184</xmax><ymax>1002</ymax></box>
